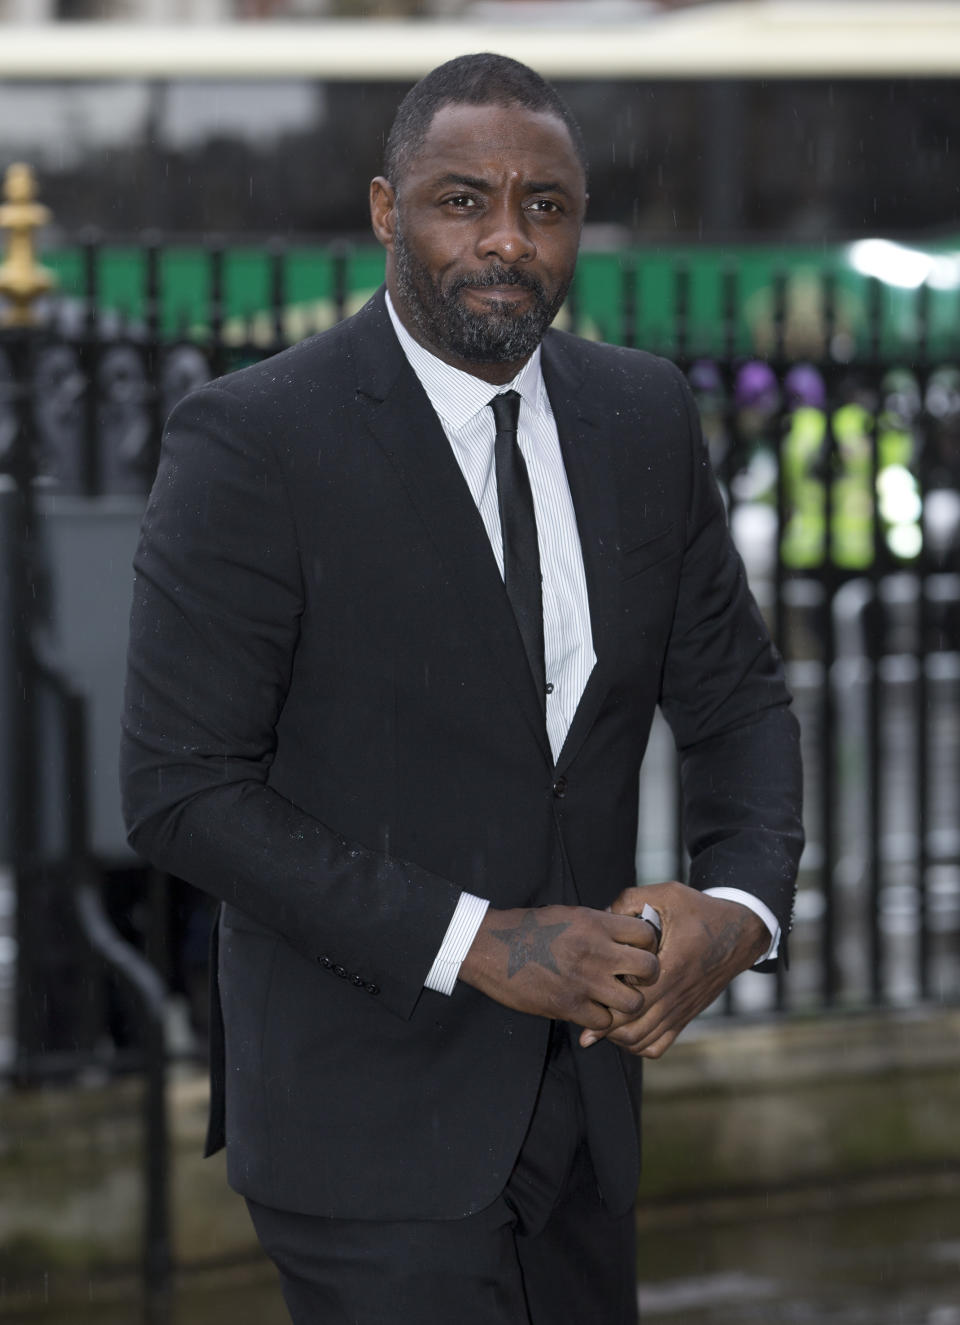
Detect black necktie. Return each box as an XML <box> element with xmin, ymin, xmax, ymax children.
<box><xmin>489</xmin><ymin>390</ymin><xmax>546</xmax><ymax>709</ymax></box>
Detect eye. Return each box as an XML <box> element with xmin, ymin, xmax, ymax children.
<box><xmin>443</xmin><ymin>193</ymin><xmax>479</xmax><ymax>210</ymax></box>
<box><xmin>527</xmin><ymin>198</ymin><xmax>562</xmax><ymax>214</ymax></box>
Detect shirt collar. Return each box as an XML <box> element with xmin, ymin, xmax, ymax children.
<box><xmin>385</xmin><ymin>289</ymin><xmax>545</xmax><ymax>431</ymax></box>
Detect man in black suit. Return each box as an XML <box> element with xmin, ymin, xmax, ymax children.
<box><xmin>121</xmin><ymin>53</ymin><xmax>803</xmax><ymax>1325</ymax></box>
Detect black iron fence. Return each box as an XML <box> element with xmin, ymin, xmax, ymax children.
<box><xmin>2</xmin><ymin>235</ymin><xmax>960</xmax><ymax>1043</ymax></box>
<box><xmin>0</xmin><ymin>231</ymin><xmax>959</xmax><ymax>1312</ymax></box>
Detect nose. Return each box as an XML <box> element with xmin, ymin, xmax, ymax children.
<box><xmin>475</xmin><ymin>202</ymin><xmax>535</xmax><ymax>265</ymax></box>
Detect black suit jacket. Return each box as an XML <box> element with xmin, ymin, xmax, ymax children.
<box><xmin>121</xmin><ymin>289</ymin><xmax>803</xmax><ymax>1221</ymax></box>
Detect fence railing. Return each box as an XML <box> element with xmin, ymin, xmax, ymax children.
<box><xmin>2</xmin><ymin>226</ymin><xmax>958</xmax><ymax>1040</ymax></box>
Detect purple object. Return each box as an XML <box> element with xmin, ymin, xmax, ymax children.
<box><xmin>688</xmin><ymin>358</ymin><xmax>723</xmax><ymax>396</ymax></box>
<box><xmin>784</xmin><ymin>362</ymin><xmax>827</xmax><ymax>411</ymax></box>
<box><xmin>735</xmin><ymin>360</ymin><xmax>779</xmax><ymax>411</ymax></box>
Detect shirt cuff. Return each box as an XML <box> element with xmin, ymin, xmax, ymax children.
<box><xmin>702</xmin><ymin>887</ymin><xmax>780</xmax><ymax>964</ymax></box>
<box><xmin>423</xmin><ymin>892</ymin><xmax>491</xmax><ymax>996</ymax></box>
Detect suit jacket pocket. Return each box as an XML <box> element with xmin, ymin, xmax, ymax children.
<box><xmin>620</xmin><ymin>523</ymin><xmax>679</xmax><ymax>582</ymax></box>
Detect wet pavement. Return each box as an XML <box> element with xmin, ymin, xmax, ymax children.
<box><xmin>5</xmin><ymin>1176</ymin><xmax>959</xmax><ymax>1323</ymax></box>
<box><xmin>635</xmin><ymin>1177</ymin><xmax>960</xmax><ymax>1323</ymax></box>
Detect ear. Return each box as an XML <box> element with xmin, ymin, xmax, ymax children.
<box><xmin>370</xmin><ymin>176</ymin><xmax>397</xmax><ymax>251</ymax></box>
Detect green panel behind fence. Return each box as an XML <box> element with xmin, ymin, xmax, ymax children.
<box><xmin>42</xmin><ymin>240</ymin><xmax>960</xmax><ymax>359</ymax></box>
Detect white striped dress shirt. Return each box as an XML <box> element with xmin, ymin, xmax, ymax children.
<box><xmin>383</xmin><ymin>294</ymin><xmax>778</xmax><ymax>993</ymax></box>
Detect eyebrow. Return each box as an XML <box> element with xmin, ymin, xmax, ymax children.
<box><xmin>430</xmin><ymin>172</ymin><xmax>574</xmax><ymax>199</ymax></box>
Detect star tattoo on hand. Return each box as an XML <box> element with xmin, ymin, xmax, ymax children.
<box><xmin>490</xmin><ymin>910</ymin><xmax>571</xmax><ymax>978</ymax></box>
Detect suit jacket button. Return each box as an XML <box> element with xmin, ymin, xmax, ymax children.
<box><xmin>552</xmin><ymin>777</ymin><xmax>568</xmax><ymax>798</ymax></box>
<box><xmin>319</xmin><ymin>955</ymin><xmax>332</xmax><ymax>968</ymax></box>
<box><xmin>334</xmin><ymin>965</ymin><xmax>348</xmax><ymax>978</ymax></box>
<box><xmin>351</xmin><ymin>974</ymin><xmax>364</xmax><ymax>988</ymax></box>
<box><xmin>366</xmin><ymin>983</ymin><xmax>380</xmax><ymax>996</ymax></box>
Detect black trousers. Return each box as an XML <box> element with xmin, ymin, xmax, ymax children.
<box><xmin>247</xmin><ymin>1027</ymin><xmax>638</xmax><ymax>1325</ymax></box>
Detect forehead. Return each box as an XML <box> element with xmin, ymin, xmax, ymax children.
<box><xmin>408</xmin><ymin>101</ymin><xmax>585</xmax><ymax>189</ymax></box>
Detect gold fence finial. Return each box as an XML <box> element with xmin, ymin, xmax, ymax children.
<box><xmin>0</xmin><ymin>163</ymin><xmax>57</xmax><ymax>327</ymax></box>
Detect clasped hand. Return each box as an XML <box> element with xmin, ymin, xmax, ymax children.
<box><xmin>458</xmin><ymin>902</ymin><xmax>659</xmax><ymax>1034</ymax></box>
<box><xmin>459</xmin><ymin>883</ymin><xmax>769</xmax><ymax>1060</ymax></box>
<box><xmin>580</xmin><ymin>882</ymin><xmax>769</xmax><ymax>1058</ymax></box>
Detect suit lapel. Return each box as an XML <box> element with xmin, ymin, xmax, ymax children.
<box><xmin>348</xmin><ymin>293</ymin><xmax>552</xmax><ymax>764</ymax></box>
<box><xmin>541</xmin><ymin>333</ymin><xmax>622</xmax><ymax>775</ymax></box>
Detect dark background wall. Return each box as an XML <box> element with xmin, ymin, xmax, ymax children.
<box><xmin>1</xmin><ymin>76</ymin><xmax>957</xmax><ymax>241</ymax></box>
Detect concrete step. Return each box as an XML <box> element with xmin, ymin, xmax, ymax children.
<box><xmin>1</xmin><ymin>1006</ymin><xmax>958</xmax><ymax>1310</ymax></box>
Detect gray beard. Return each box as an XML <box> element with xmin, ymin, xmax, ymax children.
<box><xmin>393</xmin><ymin>227</ymin><xmax>569</xmax><ymax>365</ymax></box>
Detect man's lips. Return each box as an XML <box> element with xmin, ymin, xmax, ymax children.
<box><xmin>461</xmin><ymin>284</ymin><xmax>534</xmax><ymax>305</ymax></box>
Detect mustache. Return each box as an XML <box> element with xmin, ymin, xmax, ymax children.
<box><xmin>449</xmin><ymin>267</ymin><xmax>544</xmax><ymax>298</ymax></box>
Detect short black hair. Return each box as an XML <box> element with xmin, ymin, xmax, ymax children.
<box><xmin>383</xmin><ymin>52</ymin><xmax>588</xmax><ymax>188</ymax></box>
